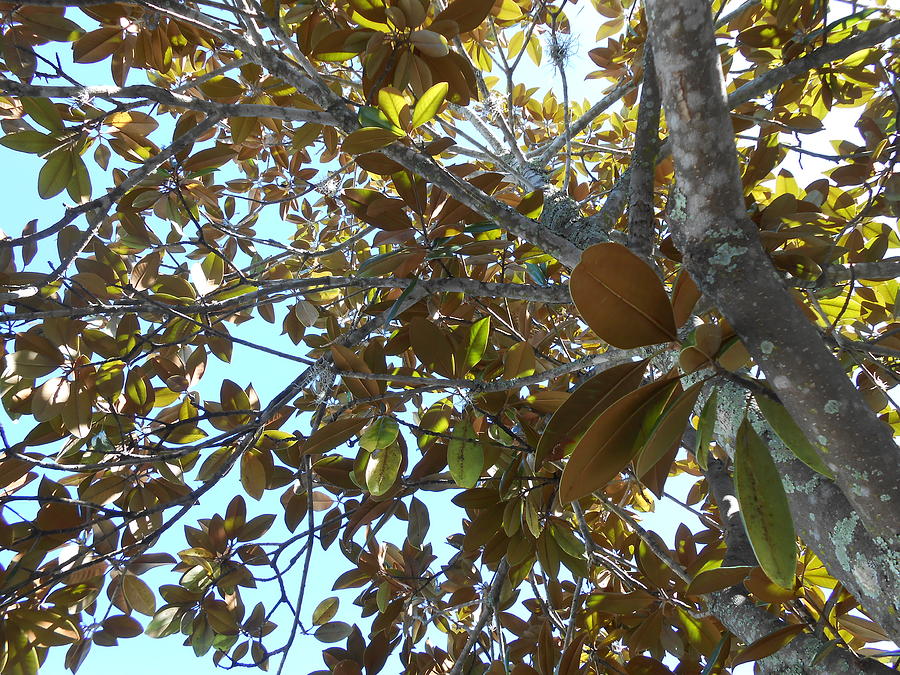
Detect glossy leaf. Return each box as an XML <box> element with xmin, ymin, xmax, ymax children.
<box><xmin>732</xmin><ymin>624</ymin><xmax>806</xmax><ymax>666</ymax></box>
<box><xmin>559</xmin><ymin>377</ymin><xmax>679</xmax><ymax>503</ymax></box>
<box><xmin>447</xmin><ymin>419</ymin><xmax>483</xmax><ymax>489</ymax></box>
<box><xmin>634</xmin><ymin>380</ymin><xmax>705</xmax><ymax>479</ymax></box>
<box><xmin>755</xmin><ymin>395</ymin><xmax>834</xmax><ymax>479</ymax></box>
<box><xmin>570</xmin><ymin>243</ymin><xmax>677</xmax><ymax>348</ymax></box>
<box><xmin>537</xmin><ymin>359</ymin><xmax>649</xmax><ymax>463</ymax></box>
<box><xmin>342</xmin><ymin>127</ymin><xmax>404</xmax><ymax>155</ymax></box>
<box><xmin>412</xmin><ymin>82</ymin><xmax>449</xmax><ymax>128</ymax></box>
<box><xmin>734</xmin><ymin>420</ymin><xmax>798</xmax><ymax>589</ymax></box>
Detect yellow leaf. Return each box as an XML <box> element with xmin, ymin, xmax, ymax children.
<box><xmin>412</xmin><ymin>82</ymin><xmax>449</xmax><ymax>128</ymax></box>
<box><xmin>341</xmin><ymin>127</ymin><xmax>404</xmax><ymax>155</ymax></box>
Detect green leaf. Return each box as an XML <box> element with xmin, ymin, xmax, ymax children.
<box><xmin>634</xmin><ymin>380</ymin><xmax>704</xmax><ymax>479</ymax></box>
<box><xmin>312</xmin><ymin>597</ymin><xmax>340</xmax><ymax>626</ymax></box>
<box><xmin>525</xmin><ymin>262</ymin><xmax>546</xmax><ymax>286</ymax></box>
<box><xmin>0</xmin><ymin>130</ymin><xmax>58</xmax><ymax>154</ymax></box>
<box><xmin>145</xmin><ymin>606</ymin><xmax>182</xmax><ymax>638</ymax></box>
<box><xmin>342</xmin><ymin>127</ymin><xmax>404</xmax><ymax>155</ymax></box>
<box><xmin>360</xmin><ymin>416</ymin><xmax>400</xmax><ymax>450</ymax></box>
<box><xmin>412</xmin><ymin>82</ymin><xmax>449</xmax><ymax>128</ymax></box>
<box><xmin>38</xmin><ymin>150</ymin><xmax>74</xmax><ymax>199</ymax></box>
<box><xmin>376</xmin><ymin>88</ymin><xmax>409</xmax><ymax>130</ymax></box>
<box><xmin>365</xmin><ymin>443</ymin><xmax>402</xmax><ymax>496</ymax></box>
<box><xmin>694</xmin><ymin>389</ymin><xmax>718</xmax><ymax>470</ymax></box>
<box><xmin>384</xmin><ymin>278</ymin><xmax>418</xmax><ymax>325</ymax></box>
<box><xmin>358</xmin><ymin>106</ymin><xmax>403</xmax><ymax>134</ymax></box>
<box><xmin>447</xmin><ymin>419</ymin><xmax>483</xmax><ymax>488</ymax></box>
<box><xmin>465</xmin><ymin>316</ymin><xmax>490</xmax><ymax>370</ymax></box>
<box><xmin>4</xmin><ymin>625</ymin><xmax>39</xmax><ymax>675</ymax></box>
<box><xmin>755</xmin><ymin>395</ymin><xmax>834</xmax><ymax>479</ymax></box>
<box><xmin>314</xmin><ymin>621</ymin><xmax>353</xmax><ymax>643</ymax></box>
<box><xmin>21</xmin><ymin>97</ymin><xmax>63</xmax><ymax>132</ymax></box>
<box><xmin>734</xmin><ymin>419</ymin><xmax>797</xmax><ymax>589</ymax></box>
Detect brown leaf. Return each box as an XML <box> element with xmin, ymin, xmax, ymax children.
<box><xmin>537</xmin><ymin>359</ymin><xmax>649</xmax><ymax>464</ymax></box>
<box><xmin>558</xmin><ymin>377</ymin><xmax>678</xmax><ymax>503</ymax></box>
<box><xmin>634</xmin><ymin>379</ymin><xmax>704</xmax><ymax>479</ymax></box>
<box><xmin>331</xmin><ymin>345</ymin><xmax>380</xmax><ymax>399</ymax></box>
<box><xmin>570</xmin><ymin>243</ymin><xmax>676</xmax><ymax>348</ymax></box>
<box><xmin>301</xmin><ymin>418</ymin><xmax>367</xmax><ymax>456</ymax></box>
<box><xmin>410</xmin><ymin>317</ymin><xmax>455</xmax><ymax>376</ymax></box>
<box><xmin>583</xmin><ymin>590</ymin><xmax>656</xmax><ymax>614</ymax></box>
<box><xmin>686</xmin><ymin>565</ymin><xmax>753</xmax><ymax>595</ymax></box>
<box><xmin>433</xmin><ymin>0</ymin><xmax>495</xmax><ymax>33</ymax></box>
<box><xmin>732</xmin><ymin>623</ymin><xmax>805</xmax><ymax>666</ymax></box>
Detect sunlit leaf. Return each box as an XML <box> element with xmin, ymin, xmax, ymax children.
<box><xmin>570</xmin><ymin>243</ymin><xmax>677</xmax><ymax>348</ymax></box>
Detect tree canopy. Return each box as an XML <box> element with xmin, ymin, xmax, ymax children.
<box><xmin>0</xmin><ymin>0</ymin><xmax>899</xmax><ymax>672</ymax></box>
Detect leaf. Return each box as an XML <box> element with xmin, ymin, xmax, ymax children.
<box><xmin>301</xmin><ymin>418</ymin><xmax>367</xmax><ymax>455</ymax></box>
<box><xmin>409</xmin><ymin>30</ymin><xmax>449</xmax><ymax>57</ymax></box>
<box><xmin>360</xmin><ymin>416</ymin><xmax>400</xmax><ymax>450</ymax></box>
<box><xmin>686</xmin><ymin>565</ymin><xmax>753</xmax><ymax>595</ymax></box>
<box><xmin>464</xmin><ymin>316</ymin><xmax>490</xmax><ymax>371</ymax></box>
<box><xmin>145</xmin><ymin>606</ymin><xmax>181</xmax><ymax>638</ymax></box>
<box><xmin>410</xmin><ymin>317</ymin><xmax>455</xmax><ymax>376</ymax></box>
<box><xmin>671</xmin><ymin>269</ymin><xmax>701</xmax><ymax>327</ymax></box>
<box><xmin>570</xmin><ymin>243</ymin><xmax>677</xmax><ymax>348</ymax></box>
<box><xmin>447</xmin><ymin>419</ymin><xmax>483</xmax><ymax>488</ymax></box>
<box><xmin>503</xmin><ymin>342</ymin><xmax>535</xmax><ymax>379</ymax></box>
<box><xmin>314</xmin><ymin>621</ymin><xmax>354</xmax><ymax>643</ymax></box>
<box><xmin>537</xmin><ymin>359</ymin><xmax>649</xmax><ymax>463</ymax></box>
<box><xmin>103</xmin><ymin>615</ymin><xmax>144</xmax><ymax>638</ymax></box>
<box><xmin>407</xmin><ymin>496</ymin><xmax>430</xmax><ymax>548</ymax></box>
<box><xmin>312</xmin><ymin>597</ymin><xmax>340</xmax><ymax>626</ymax></box>
<box><xmin>0</xmin><ymin>131</ymin><xmax>58</xmax><ymax>154</ymax></box>
<box><xmin>240</xmin><ymin>452</ymin><xmax>267</xmax><ymax>500</ymax></box>
<box><xmin>412</xmin><ymin>82</ymin><xmax>449</xmax><ymax>128</ymax></box>
<box><xmin>755</xmin><ymin>395</ymin><xmax>834</xmax><ymax>479</ymax></box>
<box><xmin>331</xmin><ymin>345</ymin><xmax>380</xmax><ymax>399</ymax></box>
<box><xmin>376</xmin><ymin>88</ymin><xmax>410</xmax><ymax>130</ymax></box>
<box><xmin>734</xmin><ymin>419</ymin><xmax>797</xmax><ymax>589</ymax></box>
<box><xmin>122</xmin><ymin>574</ymin><xmax>156</xmax><ymax>616</ymax></box>
<box><xmin>4</xmin><ymin>625</ymin><xmax>39</xmax><ymax>675</ymax></box>
<box><xmin>384</xmin><ymin>278</ymin><xmax>418</xmax><ymax>325</ymax></box>
<box><xmin>583</xmin><ymin>590</ymin><xmax>656</xmax><ymax>614</ymax></box>
<box><xmin>634</xmin><ymin>380</ymin><xmax>705</xmax><ymax>479</ymax></box>
<box><xmin>365</xmin><ymin>443</ymin><xmax>402</xmax><ymax>496</ymax></box>
<box><xmin>694</xmin><ymin>390</ymin><xmax>718</xmax><ymax>470</ymax></box>
<box><xmin>342</xmin><ymin>127</ymin><xmax>403</xmax><ymax>155</ymax></box>
<box><xmin>732</xmin><ymin>624</ymin><xmax>805</xmax><ymax>666</ymax></box>
<box><xmin>559</xmin><ymin>377</ymin><xmax>679</xmax><ymax>503</ymax></box>
<box><xmin>38</xmin><ymin>150</ymin><xmax>74</xmax><ymax>199</ymax></box>
<box><xmin>433</xmin><ymin>0</ymin><xmax>496</xmax><ymax>33</ymax></box>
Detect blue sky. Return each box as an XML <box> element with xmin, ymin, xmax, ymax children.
<box><xmin>1</xmin><ymin>2</ymin><xmax>882</xmax><ymax>673</ymax></box>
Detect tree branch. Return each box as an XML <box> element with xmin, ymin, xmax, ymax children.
<box><xmin>626</xmin><ymin>45</ymin><xmax>661</xmax><ymax>259</ymax></box>
<box><xmin>647</xmin><ymin>0</ymin><xmax>900</xmax><ymax>547</ymax></box>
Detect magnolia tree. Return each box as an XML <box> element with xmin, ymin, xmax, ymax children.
<box><xmin>0</xmin><ymin>0</ymin><xmax>898</xmax><ymax>672</ymax></box>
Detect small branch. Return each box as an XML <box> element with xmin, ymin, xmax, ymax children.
<box><xmin>626</xmin><ymin>45</ymin><xmax>661</xmax><ymax>259</ymax></box>
<box><xmin>447</xmin><ymin>558</ymin><xmax>509</xmax><ymax>675</ymax></box>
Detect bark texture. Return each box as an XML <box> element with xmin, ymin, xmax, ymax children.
<box><xmin>646</xmin><ymin>0</ymin><xmax>900</xmax><ymax>548</ymax></box>
<box><xmin>706</xmin><ymin>459</ymin><xmax>895</xmax><ymax>674</ymax></box>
